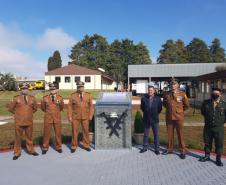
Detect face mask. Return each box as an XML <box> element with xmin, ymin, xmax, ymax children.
<box><xmin>21</xmin><ymin>89</ymin><xmax>29</xmax><ymax>95</ymax></box>
<box><xmin>77</xmin><ymin>87</ymin><xmax>84</xmax><ymax>93</ymax></box>
<box><xmin>211</xmin><ymin>93</ymin><xmax>220</xmax><ymax>100</ymax></box>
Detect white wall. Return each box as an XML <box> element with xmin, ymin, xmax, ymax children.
<box><xmin>45</xmin><ymin>75</ymin><xmax>103</xmax><ymax>90</ymax></box>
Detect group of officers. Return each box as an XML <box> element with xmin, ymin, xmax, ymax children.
<box><xmin>140</xmin><ymin>77</ymin><xmax>225</xmax><ymax>167</ymax></box>
<box><xmin>7</xmin><ymin>78</ymin><xmax>226</xmax><ymax>167</ymax></box>
<box><xmin>8</xmin><ymin>81</ymin><xmax>93</xmax><ymax>160</ymax></box>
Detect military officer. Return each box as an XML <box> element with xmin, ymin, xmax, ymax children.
<box><xmin>162</xmin><ymin>77</ymin><xmax>189</xmax><ymax>159</ymax></box>
<box><xmin>199</xmin><ymin>87</ymin><xmax>226</xmax><ymax>166</ymax></box>
<box><xmin>41</xmin><ymin>83</ymin><xmax>64</xmax><ymax>154</ymax></box>
<box><xmin>8</xmin><ymin>83</ymin><xmax>39</xmax><ymax>160</ymax></box>
<box><xmin>68</xmin><ymin>81</ymin><xmax>94</xmax><ymax>153</ymax></box>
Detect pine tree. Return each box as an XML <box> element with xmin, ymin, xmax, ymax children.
<box><xmin>186</xmin><ymin>38</ymin><xmax>211</xmax><ymax>63</ymax></box>
<box><xmin>209</xmin><ymin>38</ymin><xmax>226</xmax><ymax>63</ymax></box>
<box><xmin>47</xmin><ymin>51</ymin><xmax>62</xmax><ymax>71</ymax></box>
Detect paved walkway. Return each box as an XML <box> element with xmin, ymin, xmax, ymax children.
<box><xmin>1</xmin><ymin>145</ymin><xmax>226</xmax><ymax>185</ymax></box>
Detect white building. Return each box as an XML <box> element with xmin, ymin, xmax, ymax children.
<box><xmin>45</xmin><ymin>64</ymin><xmax>116</xmax><ymax>90</ymax></box>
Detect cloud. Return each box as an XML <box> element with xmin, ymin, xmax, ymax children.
<box><xmin>36</xmin><ymin>28</ymin><xmax>76</xmax><ymax>50</ymax></box>
<box><xmin>0</xmin><ymin>22</ymin><xmax>32</xmax><ymax>48</ymax></box>
<box><xmin>0</xmin><ymin>22</ymin><xmax>76</xmax><ymax>78</ymax></box>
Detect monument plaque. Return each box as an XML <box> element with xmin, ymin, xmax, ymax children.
<box><xmin>95</xmin><ymin>92</ymin><xmax>132</xmax><ymax>149</ymax></box>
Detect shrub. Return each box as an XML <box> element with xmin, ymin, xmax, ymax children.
<box><xmin>134</xmin><ymin>111</ymin><xmax>144</xmax><ymax>133</ymax></box>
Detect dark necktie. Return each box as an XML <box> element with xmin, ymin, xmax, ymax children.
<box><xmin>51</xmin><ymin>95</ymin><xmax>55</xmax><ymax>103</ymax></box>
<box><xmin>80</xmin><ymin>94</ymin><xmax>83</xmax><ymax>101</ymax></box>
<box><xmin>24</xmin><ymin>95</ymin><xmax>27</xmax><ymax>104</ymax></box>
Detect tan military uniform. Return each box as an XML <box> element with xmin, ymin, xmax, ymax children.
<box><xmin>163</xmin><ymin>90</ymin><xmax>189</xmax><ymax>153</ymax></box>
<box><xmin>41</xmin><ymin>94</ymin><xmax>64</xmax><ymax>151</ymax></box>
<box><xmin>68</xmin><ymin>92</ymin><xmax>94</xmax><ymax>149</ymax></box>
<box><xmin>8</xmin><ymin>95</ymin><xmax>38</xmax><ymax>156</ymax></box>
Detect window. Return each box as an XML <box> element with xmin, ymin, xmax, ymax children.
<box><xmin>74</xmin><ymin>76</ymin><xmax>80</xmax><ymax>83</ymax></box>
<box><xmin>65</xmin><ymin>77</ymin><xmax>71</xmax><ymax>83</ymax></box>
<box><xmin>85</xmin><ymin>76</ymin><xmax>91</xmax><ymax>83</ymax></box>
<box><xmin>55</xmin><ymin>77</ymin><xmax>61</xmax><ymax>83</ymax></box>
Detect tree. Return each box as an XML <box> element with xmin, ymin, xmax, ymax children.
<box><xmin>106</xmin><ymin>40</ymin><xmax>124</xmax><ymax>86</ymax></box>
<box><xmin>174</xmin><ymin>39</ymin><xmax>188</xmax><ymax>63</ymax></box>
<box><xmin>157</xmin><ymin>39</ymin><xmax>188</xmax><ymax>64</ymax></box>
<box><xmin>0</xmin><ymin>73</ymin><xmax>17</xmax><ymax>91</ymax></box>
<box><xmin>69</xmin><ymin>34</ymin><xmax>152</xmax><ymax>85</ymax></box>
<box><xmin>47</xmin><ymin>50</ymin><xmax>62</xmax><ymax>71</ymax></box>
<box><xmin>209</xmin><ymin>38</ymin><xmax>226</xmax><ymax>63</ymax></box>
<box><xmin>157</xmin><ymin>40</ymin><xmax>176</xmax><ymax>64</ymax></box>
<box><xmin>69</xmin><ymin>34</ymin><xmax>109</xmax><ymax>69</ymax></box>
<box><xmin>186</xmin><ymin>38</ymin><xmax>211</xmax><ymax>63</ymax></box>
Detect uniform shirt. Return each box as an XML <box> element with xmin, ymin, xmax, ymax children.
<box><xmin>201</xmin><ymin>98</ymin><xmax>226</xmax><ymax>127</ymax></box>
<box><xmin>68</xmin><ymin>92</ymin><xmax>94</xmax><ymax>120</ymax></box>
<box><xmin>163</xmin><ymin>90</ymin><xmax>189</xmax><ymax>121</ymax></box>
<box><xmin>41</xmin><ymin>94</ymin><xmax>64</xmax><ymax>123</ymax></box>
<box><xmin>8</xmin><ymin>95</ymin><xmax>37</xmax><ymax>126</ymax></box>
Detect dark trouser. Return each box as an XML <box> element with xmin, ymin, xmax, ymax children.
<box><xmin>203</xmin><ymin>125</ymin><xmax>224</xmax><ymax>155</ymax></box>
<box><xmin>143</xmin><ymin>123</ymin><xmax>159</xmax><ymax>151</ymax></box>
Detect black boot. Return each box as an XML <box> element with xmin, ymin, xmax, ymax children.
<box><xmin>216</xmin><ymin>155</ymin><xmax>223</xmax><ymax>167</ymax></box>
<box><xmin>139</xmin><ymin>148</ymin><xmax>148</xmax><ymax>153</ymax></box>
<box><xmin>179</xmin><ymin>153</ymin><xmax>186</xmax><ymax>159</ymax></box>
<box><xmin>199</xmin><ymin>154</ymin><xmax>210</xmax><ymax>162</ymax></box>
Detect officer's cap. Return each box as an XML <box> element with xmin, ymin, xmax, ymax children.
<box><xmin>20</xmin><ymin>83</ymin><xmax>29</xmax><ymax>89</ymax></box>
<box><xmin>170</xmin><ymin>77</ymin><xmax>179</xmax><ymax>85</ymax></box>
<box><xmin>212</xmin><ymin>87</ymin><xmax>222</xmax><ymax>93</ymax></box>
<box><xmin>49</xmin><ymin>83</ymin><xmax>57</xmax><ymax>90</ymax></box>
<box><xmin>76</xmin><ymin>81</ymin><xmax>85</xmax><ymax>87</ymax></box>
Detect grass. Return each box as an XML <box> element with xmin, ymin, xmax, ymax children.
<box><xmin>1</xmin><ymin>90</ymin><xmax>225</xmax><ymax>154</ymax></box>
<box><xmin>0</xmin><ymin>90</ymin><xmax>100</xmax><ymax>117</ymax></box>
<box><xmin>149</xmin><ymin>125</ymin><xmax>226</xmax><ymax>155</ymax></box>
<box><xmin>1</xmin><ymin>122</ymin><xmax>226</xmax><ymax>154</ymax></box>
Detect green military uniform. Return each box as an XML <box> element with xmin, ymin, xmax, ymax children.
<box><xmin>201</xmin><ymin>99</ymin><xmax>226</xmax><ymax>155</ymax></box>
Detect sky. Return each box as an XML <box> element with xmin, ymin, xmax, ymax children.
<box><xmin>0</xmin><ymin>0</ymin><xmax>226</xmax><ymax>78</ymax></box>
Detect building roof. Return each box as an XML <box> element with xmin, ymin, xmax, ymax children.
<box><xmin>197</xmin><ymin>70</ymin><xmax>226</xmax><ymax>81</ymax></box>
<box><xmin>128</xmin><ymin>63</ymin><xmax>224</xmax><ymax>78</ymax></box>
<box><xmin>45</xmin><ymin>64</ymin><xmax>101</xmax><ymax>76</ymax></box>
<box><xmin>101</xmin><ymin>74</ymin><xmax>114</xmax><ymax>82</ymax></box>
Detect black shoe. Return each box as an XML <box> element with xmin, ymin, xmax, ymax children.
<box><xmin>13</xmin><ymin>155</ymin><xmax>21</xmax><ymax>160</ymax></box>
<box><xmin>154</xmin><ymin>150</ymin><xmax>160</xmax><ymax>155</ymax></box>
<box><xmin>216</xmin><ymin>159</ymin><xmax>223</xmax><ymax>167</ymax></box>
<box><xmin>162</xmin><ymin>150</ymin><xmax>172</xmax><ymax>155</ymax></box>
<box><xmin>199</xmin><ymin>156</ymin><xmax>210</xmax><ymax>162</ymax></box>
<box><xmin>42</xmin><ymin>150</ymin><xmax>47</xmax><ymax>155</ymax></box>
<box><xmin>30</xmin><ymin>152</ymin><xmax>39</xmax><ymax>156</ymax></box>
<box><xmin>57</xmin><ymin>149</ymin><xmax>63</xmax><ymax>153</ymax></box>
<box><xmin>71</xmin><ymin>149</ymin><xmax>76</xmax><ymax>153</ymax></box>
<box><xmin>83</xmin><ymin>147</ymin><xmax>91</xmax><ymax>152</ymax></box>
<box><xmin>179</xmin><ymin>153</ymin><xmax>186</xmax><ymax>159</ymax></box>
<box><xmin>139</xmin><ymin>148</ymin><xmax>148</xmax><ymax>153</ymax></box>
<box><xmin>216</xmin><ymin>156</ymin><xmax>223</xmax><ymax>167</ymax></box>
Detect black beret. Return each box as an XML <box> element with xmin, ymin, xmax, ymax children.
<box><xmin>212</xmin><ymin>87</ymin><xmax>222</xmax><ymax>92</ymax></box>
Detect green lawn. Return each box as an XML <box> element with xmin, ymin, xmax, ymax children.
<box><xmin>0</xmin><ymin>90</ymin><xmax>100</xmax><ymax>117</ymax></box>
<box><xmin>1</xmin><ymin>90</ymin><xmax>225</xmax><ymax>154</ymax></box>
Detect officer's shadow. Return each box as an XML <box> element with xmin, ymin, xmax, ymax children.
<box><xmin>186</xmin><ymin>151</ymin><xmax>217</xmax><ymax>164</ymax></box>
